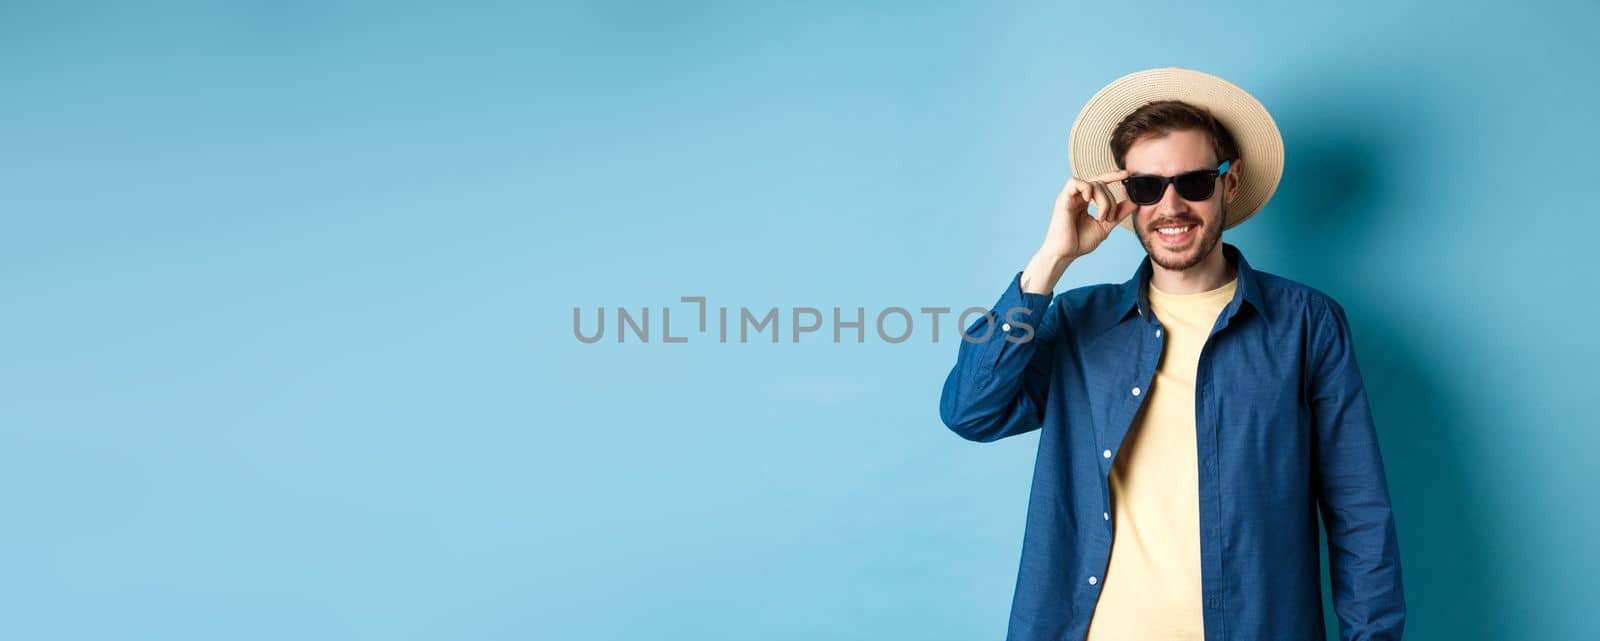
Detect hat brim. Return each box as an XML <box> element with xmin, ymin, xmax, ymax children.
<box><xmin>1068</xmin><ymin>67</ymin><xmax>1284</xmax><ymax>232</ymax></box>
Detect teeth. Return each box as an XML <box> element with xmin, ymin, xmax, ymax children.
<box><xmin>1157</xmin><ymin>226</ymin><xmax>1192</xmax><ymax>235</ymax></box>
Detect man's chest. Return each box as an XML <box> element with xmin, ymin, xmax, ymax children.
<box><xmin>1061</xmin><ymin>317</ymin><xmax>1312</xmax><ymax>464</ymax></box>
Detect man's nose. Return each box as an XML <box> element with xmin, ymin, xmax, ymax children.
<box><xmin>1155</xmin><ymin>181</ymin><xmax>1189</xmax><ymax>211</ymax></box>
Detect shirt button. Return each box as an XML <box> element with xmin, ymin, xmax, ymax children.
<box><xmin>1155</xmin><ymin>328</ymin><xmax>1162</xmax><ymax>337</ymax></box>
<box><xmin>1001</xmin><ymin>322</ymin><xmax>1012</xmax><ymax>332</ymax></box>
<box><xmin>1131</xmin><ymin>386</ymin><xmax>1141</xmax><ymax>396</ymax></box>
<box><xmin>1103</xmin><ymin>449</ymin><xmax>1112</xmax><ymax>459</ymax></box>
<box><xmin>1088</xmin><ymin>576</ymin><xmax>1098</xmax><ymax>585</ymax></box>
<box><xmin>1103</xmin><ymin>512</ymin><xmax>1110</xmax><ymax>520</ymax></box>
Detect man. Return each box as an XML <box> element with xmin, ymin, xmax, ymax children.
<box><xmin>938</xmin><ymin>67</ymin><xmax>1404</xmax><ymax>641</ymax></box>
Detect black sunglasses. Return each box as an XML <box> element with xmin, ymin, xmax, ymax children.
<box><xmin>1120</xmin><ymin>159</ymin><xmax>1232</xmax><ymax>206</ymax></box>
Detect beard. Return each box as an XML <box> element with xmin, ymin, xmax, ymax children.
<box><xmin>1135</xmin><ymin>201</ymin><xmax>1225</xmax><ymax>272</ymax></box>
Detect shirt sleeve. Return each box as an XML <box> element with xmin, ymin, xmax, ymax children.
<box><xmin>1308</xmin><ymin>296</ymin><xmax>1407</xmax><ymax>640</ymax></box>
<box><xmin>937</xmin><ymin>271</ymin><xmax>1061</xmax><ymax>443</ymax></box>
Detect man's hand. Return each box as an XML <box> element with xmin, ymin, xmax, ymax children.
<box><xmin>1020</xmin><ymin>170</ymin><xmax>1135</xmax><ymax>294</ymax></box>
<box><xmin>1043</xmin><ymin>169</ymin><xmax>1136</xmax><ymax>261</ymax></box>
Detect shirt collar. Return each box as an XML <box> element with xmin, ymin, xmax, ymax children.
<box><xmin>1115</xmin><ymin>241</ymin><xmax>1268</xmax><ymax>328</ymax></box>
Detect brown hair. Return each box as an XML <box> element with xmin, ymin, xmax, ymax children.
<box><xmin>1109</xmin><ymin>100</ymin><xmax>1239</xmax><ymax>170</ymax></box>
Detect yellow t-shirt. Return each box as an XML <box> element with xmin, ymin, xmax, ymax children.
<box><xmin>1084</xmin><ymin>274</ymin><xmax>1238</xmax><ymax>641</ymax></box>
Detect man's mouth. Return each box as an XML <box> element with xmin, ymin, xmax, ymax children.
<box><xmin>1153</xmin><ymin>223</ymin><xmax>1197</xmax><ymax>245</ymax></box>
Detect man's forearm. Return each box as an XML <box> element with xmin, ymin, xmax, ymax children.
<box><xmin>1020</xmin><ymin>250</ymin><xmax>1074</xmax><ymax>295</ymax></box>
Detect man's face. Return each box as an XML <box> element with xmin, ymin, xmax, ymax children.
<box><xmin>1124</xmin><ymin>129</ymin><xmax>1239</xmax><ymax>272</ymax></box>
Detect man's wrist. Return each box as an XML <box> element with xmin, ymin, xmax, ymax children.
<box><xmin>1021</xmin><ymin>250</ymin><xmax>1074</xmax><ymax>295</ymax></box>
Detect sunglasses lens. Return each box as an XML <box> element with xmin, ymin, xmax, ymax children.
<box><xmin>1124</xmin><ymin>176</ymin><xmax>1164</xmax><ymax>205</ymax></box>
<box><xmin>1174</xmin><ymin>171</ymin><xmax>1218</xmax><ymax>201</ymax></box>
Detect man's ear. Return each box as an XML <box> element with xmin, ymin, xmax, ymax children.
<box><xmin>1223</xmin><ymin>157</ymin><xmax>1244</xmax><ymax>204</ymax></box>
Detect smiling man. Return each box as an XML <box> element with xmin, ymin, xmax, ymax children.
<box><xmin>938</xmin><ymin>68</ymin><xmax>1405</xmax><ymax>641</ymax></box>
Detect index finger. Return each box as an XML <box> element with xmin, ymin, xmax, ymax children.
<box><xmin>1090</xmin><ymin>169</ymin><xmax>1130</xmax><ymax>183</ymax></box>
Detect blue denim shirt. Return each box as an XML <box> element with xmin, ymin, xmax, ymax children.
<box><xmin>939</xmin><ymin>242</ymin><xmax>1404</xmax><ymax>641</ymax></box>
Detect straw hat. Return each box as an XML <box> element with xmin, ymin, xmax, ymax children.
<box><xmin>1067</xmin><ymin>66</ymin><xmax>1284</xmax><ymax>232</ymax></box>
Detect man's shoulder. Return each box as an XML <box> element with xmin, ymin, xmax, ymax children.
<box><xmin>1053</xmin><ymin>281</ymin><xmax>1123</xmax><ymax>314</ymax></box>
<box><xmin>1041</xmin><ymin>282</ymin><xmax>1131</xmax><ymax>336</ymax></box>
<box><xmin>1249</xmin><ymin>268</ymin><xmax>1354</xmax><ymax>332</ymax></box>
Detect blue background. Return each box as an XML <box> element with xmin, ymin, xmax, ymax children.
<box><xmin>3</xmin><ymin>2</ymin><xmax>1596</xmax><ymax>639</ymax></box>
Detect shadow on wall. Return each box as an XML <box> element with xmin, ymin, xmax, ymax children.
<box><xmin>1259</xmin><ymin>64</ymin><xmax>1511</xmax><ymax>641</ymax></box>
